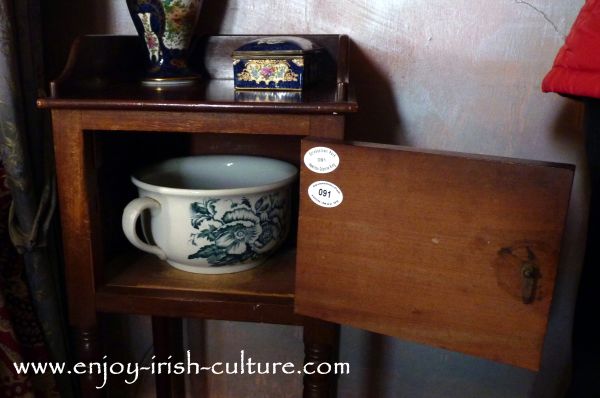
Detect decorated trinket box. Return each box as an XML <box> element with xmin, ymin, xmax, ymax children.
<box><xmin>232</xmin><ymin>36</ymin><xmax>320</xmax><ymax>91</ymax></box>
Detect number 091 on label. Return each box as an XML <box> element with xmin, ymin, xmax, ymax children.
<box><xmin>308</xmin><ymin>181</ymin><xmax>343</xmax><ymax>208</ymax></box>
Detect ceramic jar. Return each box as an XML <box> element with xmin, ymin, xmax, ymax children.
<box><xmin>232</xmin><ymin>36</ymin><xmax>320</xmax><ymax>91</ymax></box>
<box><xmin>126</xmin><ymin>0</ymin><xmax>202</xmax><ymax>85</ymax></box>
<box><xmin>122</xmin><ymin>156</ymin><xmax>297</xmax><ymax>274</ymax></box>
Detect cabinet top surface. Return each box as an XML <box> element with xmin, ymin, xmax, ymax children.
<box><xmin>37</xmin><ymin>35</ymin><xmax>358</xmax><ymax>114</ymax></box>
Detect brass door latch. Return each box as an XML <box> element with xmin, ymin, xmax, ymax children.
<box><xmin>495</xmin><ymin>243</ymin><xmax>543</xmax><ymax>304</ymax></box>
<box><xmin>521</xmin><ymin>261</ymin><xmax>540</xmax><ymax>304</ymax></box>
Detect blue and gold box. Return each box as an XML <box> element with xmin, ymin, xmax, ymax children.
<box><xmin>232</xmin><ymin>36</ymin><xmax>319</xmax><ymax>91</ymax></box>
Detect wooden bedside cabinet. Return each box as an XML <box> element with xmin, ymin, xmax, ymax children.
<box><xmin>38</xmin><ymin>34</ymin><xmax>574</xmax><ymax>397</ymax></box>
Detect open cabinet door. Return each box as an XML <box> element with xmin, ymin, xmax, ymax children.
<box><xmin>295</xmin><ymin>137</ymin><xmax>574</xmax><ymax>370</ymax></box>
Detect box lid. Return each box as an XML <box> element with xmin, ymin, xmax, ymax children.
<box><xmin>232</xmin><ymin>36</ymin><xmax>318</xmax><ymax>57</ymax></box>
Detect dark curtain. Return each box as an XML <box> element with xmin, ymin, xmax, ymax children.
<box><xmin>0</xmin><ymin>0</ymin><xmax>73</xmax><ymax>397</ymax></box>
<box><xmin>0</xmin><ymin>168</ymin><xmax>56</xmax><ymax>397</ymax></box>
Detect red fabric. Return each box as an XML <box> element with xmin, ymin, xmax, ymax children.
<box><xmin>542</xmin><ymin>0</ymin><xmax>600</xmax><ymax>98</ymax></box>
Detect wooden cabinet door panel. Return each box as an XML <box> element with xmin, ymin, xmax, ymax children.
<box><xmin>295</xmin><ymin>138</ymin><xmax>574</xmax><ymax>370</ymax></box>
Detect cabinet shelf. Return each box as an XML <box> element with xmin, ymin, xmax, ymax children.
<box><xmin>96</xmin><ymin>247</ymin><xmax>300</xmax><ymax>324</ymax></box>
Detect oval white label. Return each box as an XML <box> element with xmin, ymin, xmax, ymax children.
<box><xmin>304</xmin><ymin>146</ymin><xmax>340</xmax><ymax>174</ymax></box>
<box><xmin>308</xmin><ymin>181</ymin><xmax>343</xmax><ymax>208</ymax></box>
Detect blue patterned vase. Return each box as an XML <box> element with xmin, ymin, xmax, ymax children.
<box><xmin>126</xmin><ymin>0</ymin><xmax>202</xmax><ymax>86</ymax></box>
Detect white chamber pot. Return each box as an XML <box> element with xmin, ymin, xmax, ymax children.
<box><xmin>121</xmin><ymin>155</ymin><xmax>298</xmax><ymax>274</ymax></box>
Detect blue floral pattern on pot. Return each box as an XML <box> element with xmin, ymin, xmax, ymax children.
<box><xmin>188</xmin><ymin>192</ymin><xmax>288</xmax><ymax>266</ymax></box>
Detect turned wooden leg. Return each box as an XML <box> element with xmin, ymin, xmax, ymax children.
<box><xmin>52</xmin><ymin>113</ymin><xmax>106</xmax><ymax>396</ymax></box>
<box><xmin>303</xmin><ymin>318</ymin><xmax>340</xmax><ymax>398</ymax></box>
<box><xmin>152</xmin><ymin>317</ymin><xmax>185</xmax><ymax>398</ymax></box>
<box><xmin>73</xmin><ymin>327</ymin><xmax>103</xmax><ymax>397</ymax></box>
